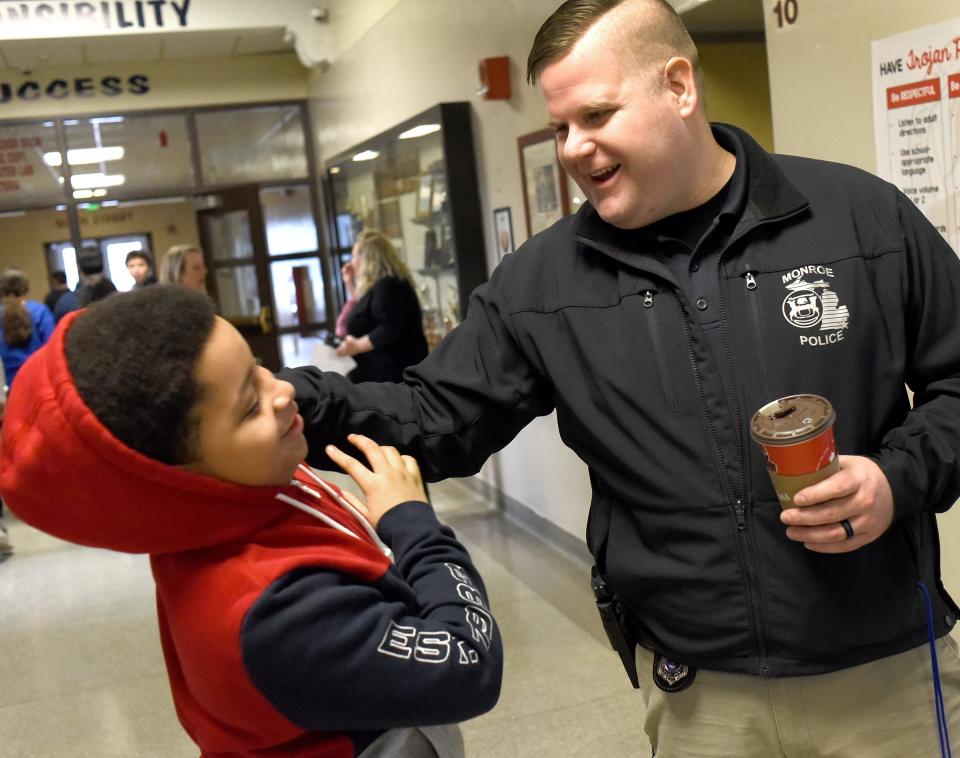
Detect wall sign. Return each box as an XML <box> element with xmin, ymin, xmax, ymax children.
<box><xmin>0</xmin><ymin>1</ymin><xmax>332</xmax><ymax>69</ymax></box>
<box><xmin>0</xmin><ymin>1</ymin><xmax>191</xmax><ymax>32</ymax></box>
<box><xmin>0</xmin><ymin>75</ymin><xmax>150</xmax><ymax>104</ymax></box>
<box><xmin>872</xmin><ymin>18</ymin><xmax>960</xmax><ymax>249</ymax></box>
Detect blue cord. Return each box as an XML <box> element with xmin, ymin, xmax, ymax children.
<box><xmin>919</xmin><ymin>581</ymin><xmax>952</xmax><ymax>758</ymax></box>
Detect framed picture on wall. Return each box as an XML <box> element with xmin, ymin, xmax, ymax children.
<box><xmin>518</xmin><ymin>127</ymin><xmax>570</xmax><ymax>237</ymax></box>
<box><xmin>493</xmin><ymin>206</ymin><xmax>514</xmax><ymax>259</ymax></box>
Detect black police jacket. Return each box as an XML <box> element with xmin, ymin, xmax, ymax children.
<box><xmin>282</xmin><ymin>125</ymin><xmax>960</xmax><ymax>677</ymax></box>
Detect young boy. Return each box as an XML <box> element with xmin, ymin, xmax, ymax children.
<box><xmin>0</xmin><ymin>286</ymin><xmax>501</xmax><ymax>757</ymax></box>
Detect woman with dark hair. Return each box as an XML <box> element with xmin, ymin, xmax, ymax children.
<box><xmin>0</xmin><ymin>268</ymin><xmax>54</xmax><ymax>389</ymax></box>
<box><xmin>335</xmin><ymin>230</ymin><xmax>428</xmax><ymax>383</ymax></box>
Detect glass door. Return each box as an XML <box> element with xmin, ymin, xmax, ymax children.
<box><xmin>195</xmin><ymin>185</ymin><xmax>282</xmax><ymax>371</ymax></box>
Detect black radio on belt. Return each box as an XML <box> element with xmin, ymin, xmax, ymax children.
<box><xmin>591</xmin><ymin>566</ymin><xmax>640</xmax><ymax>689</ymax></box>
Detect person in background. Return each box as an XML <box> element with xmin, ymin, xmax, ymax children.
<box><xmin>335</xmin><ymin>230</ymin><xmax>428</xmax><ymax>383</ymax></box>
<box><xmin>44</xmin><ymin>271</ymin><xmax>69</xmax><ymax>313</ymax></box>
<box><xmin>281</xmin><ymin>1</ymin><xmax>960</xmax><ymax>755</ymax></box>
<box><xmin>125</xmin><ymin>249</ymin><xmax>158</xmax><ymax>289</ymax></box>
<box><xmin>0</xmin><ymin>268</ymin><xmax>54</xmax><ymax>390</ymax></box>
<box><xmin>0</xmin><ymin>286</ymin><xmax>501</xmax><ymax>757</ymax></box>
<box><xmin>53</xmin><ymin>246</ymin><xmax>117</xmax><ymax>320</ymax></box>
<box><xmin>160</xmin><ymin>243</ymin><xmax>208</xmax><ymax>293</ymax></box>
<box><xmin>335</xmin><ymin>255</ymin><xmax>358</xmax><ymax>339</ymax></box>
<box><xmin>0</xmin><ymin>359</ymin><xmax>10</xmax><ymax>563</ymax></box>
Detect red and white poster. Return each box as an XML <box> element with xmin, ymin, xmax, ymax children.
<box><xmin>872</xmin><ymin>18</ymin><xmax>960</xmax><ymax>251</ymax></box>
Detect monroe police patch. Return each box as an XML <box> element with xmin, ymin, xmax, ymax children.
<box><xmin>780</xmin><ymin>265</ymin><xmax>850</xmax><ymax>347</ymax></box>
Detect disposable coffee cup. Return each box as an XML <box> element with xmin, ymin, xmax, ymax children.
<box><xmin>750</xmin><ymin>394</ymin><xmax>839</xmax><ymax>510</ymax></box>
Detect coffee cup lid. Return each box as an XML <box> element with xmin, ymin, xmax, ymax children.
<box><xmin>750</xmin><ymin>394</ymin><xmax>835</xmax><ymax>445</ymax></box>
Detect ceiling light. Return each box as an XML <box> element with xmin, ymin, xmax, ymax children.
<box><xmin>329</xmin><ymin>166</ymin><xmax>341</xmax><ymax>174</ymax></box>
<box><xmin>352</xmin><ymin>150</ymin><xmax>379</xmax><ymax>162</ymax></box>
<box><xmin>43</xmin><ymin>147</ymin><xmax>125</xmax><ymax>167</ymax></box>
<box><xmin>70</xmin><ymin>172</ymin><xmax>126</xmax><ymax>189</ymax></box>
<box><xmin>73</xmin><ymin>189</ymin><xmax>94</xmax><ymax>199</ymax></box>
<box><xmin>398</xmin><ymin>124</ymin><xmax>441</xmax><ymax>139</ymax></box>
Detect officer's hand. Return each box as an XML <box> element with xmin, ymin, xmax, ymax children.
<box><xmin>779</xmin><ymin>455</ymin><xmax>894</xmax><ymax>553</ymax></box>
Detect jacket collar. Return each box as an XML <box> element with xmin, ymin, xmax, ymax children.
<box><xmin>572</xmin><ymin>123</ymin><xmax>809</xmax><ymax>273</ymax></box>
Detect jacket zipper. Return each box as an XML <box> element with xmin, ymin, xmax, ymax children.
<box><xmin>643</xmin><ymin>291</ymin><xmax>679</xmax><ymax>414</ymax></box>
<box><xmin>678</xmin><ymin>310</ymin><xmax>759</xmax><ymax>648</ymax></box>
<box><xmin>743</xmin><ymin>272</ymin><xmax>771</xmax><ymax>402</ymax></box>
<box><xmin>715</xmin><ymin>258</ymin><xmax>769</xmax><ymax>675</ymax></box>
<box><xmin>740</xmin><ymin>272</ymin><xmax>772</xmax><ymax>659</ymax></box>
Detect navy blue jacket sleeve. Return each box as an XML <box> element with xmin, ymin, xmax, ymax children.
<box><xmin>240</xmin><ymin>502</ymin><xmax>502</xmax><ymax>731</ymax></box>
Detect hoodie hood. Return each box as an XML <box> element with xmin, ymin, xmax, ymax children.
<box><xmin>0</xmin><ymin>311</ymin><xmax>311</xmax><ymax>554</ymax></box>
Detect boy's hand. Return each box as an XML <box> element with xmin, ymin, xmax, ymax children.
<box><xmin>326</xmin><ymin>434</ymin><xmax>428</xmax><ymax>527</ymax></box>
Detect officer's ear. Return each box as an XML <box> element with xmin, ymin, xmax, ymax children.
<box><xmin>663</xmin><ymin>56</ymin><xmax>698</xmax><ymax>119</ymax></box>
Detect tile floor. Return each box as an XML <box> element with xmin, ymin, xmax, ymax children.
<box><xmin>0</xmin><ymin>475</ymin><xmax>648</xmax><ymax>757</ymax></box>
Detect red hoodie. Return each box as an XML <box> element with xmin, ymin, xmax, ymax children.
<box><xmin>0</xmin><ymin>314</ymin><xmax>502</xmax><ymax>756</ymax></box>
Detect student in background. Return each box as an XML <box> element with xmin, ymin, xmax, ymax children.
<box><xmin>125</xmin><ymin>250</ymin><xmax>158</xmax><ymax>289</ymax></box>
<box><xmin>53</xmin><ymin>247</ymin><xmax>117</xmax><ymax>320</ymax></box>
<box><xmin>0</xmin><ymin>360</ymin><xmax>9</xmax><ymax>563</ymax></box>
<box><xmin>44</xmin><ymin>271</ymin><xmax>70</xmax><ymax>313</ymax></box>
<box><xmin>0</xmin><ymin>268</ymin><xmax>54</xmax><ymax>389</ymax></box>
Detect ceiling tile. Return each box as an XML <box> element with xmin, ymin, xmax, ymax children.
<box><xmin>161</xmin><ymin>30</ymin><xmax>239</xmax><ymax>59</ymax></box>
<box><xmin>83</xmin><ymin>36</ymin><xmax>163</xmax><ymax>64</ymax></box>
<box><xmin>234</xmin><ymin>28</ymin><xmax>293</xmax><ymax>56</ymax></box>
<box><xmin>2</xmin><ymin>39</ymin><xmax>85</xmax><ymax>69</ymax></box>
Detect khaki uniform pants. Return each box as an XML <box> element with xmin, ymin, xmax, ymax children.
<box><xmin>636</xmin><ymin>637</ymin><xmax>960</xmax><ymax>757</ymax></box>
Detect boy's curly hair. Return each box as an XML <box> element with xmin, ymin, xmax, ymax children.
<box><xmin>66</xmin><ymin>286</ymin><xmax>216</xmax><ymax>464</ymax></box>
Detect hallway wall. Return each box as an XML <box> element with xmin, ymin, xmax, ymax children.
<box><xmin>307</xmin><ymin>0</ymin><xmax>773</xmax><ymax>541</ymax></box>
<box><xmin>764</xmin><ymin>0</ymin><xmax>958</xmax><ymax>166</ymax></box>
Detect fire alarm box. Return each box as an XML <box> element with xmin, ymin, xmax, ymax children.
<box><xmin>478</xmin><ymin>56</ymin><xmax>510</xmax><ymax>100</ymax></box>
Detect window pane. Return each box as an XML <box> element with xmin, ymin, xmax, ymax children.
<box><xmin>279</xmin><ymin>333</ymin><xmax>326</xmax><ymax>369</ymax></box>
<box><xmin>64</xmin><ymin>114</ymin><xmax>193</xmax><ymax>200</ymax></box>
<box><xmin>196</xmin><ymin>105</ymin><xmax>307</xmax><ymax>184</ymax></box>
<box><xmin>260</xmin><ymin>185</ymin><xmax>318</xmax><ymax>256</ymax></box>
<box><xmin>0</xmin><ymin>122</ymin><xmax>65</xmax><ymax>209</ymax></box>
<box><xmin>270</xmin><ymin>257</ymin><xmax>326</xmax><ymax>328</ymax></box>
<box><xmin>46</xmin><ymin>240</ymin><xmax>79</xmax><ymax>290</ymax></box>
<box><xmin>201</xmin><ymin>210</ymin><xmax>253</xmax><ymax>261</ymax></box>
<box><xmin>215</xmin><ymin>265</ymin><xmax>260</xmax><ymax>319</ymax></box>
